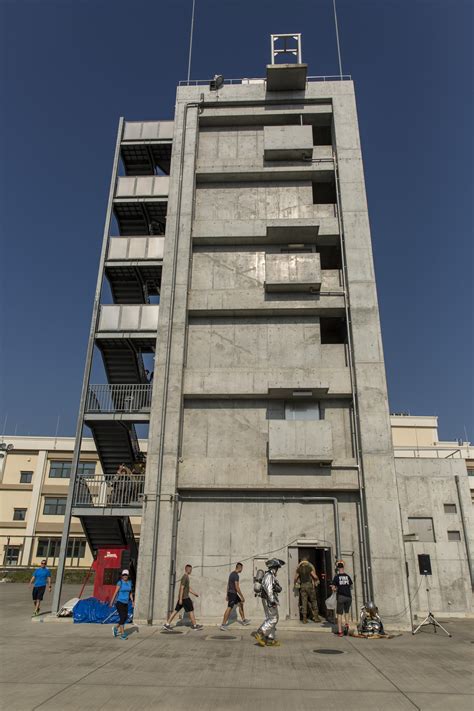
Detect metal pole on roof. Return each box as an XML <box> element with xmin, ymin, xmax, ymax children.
<box><xmin>332</xmin><ymin>0</ymin><xmax>343</xmax><ymax>79</ymax></box>
<box><xmin>187</xmin><ymin>0</ymin><xmax>196</xmax><ymax>84</ymax></box>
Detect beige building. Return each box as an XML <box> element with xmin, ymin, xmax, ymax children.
<box><xmin>0</xmin><ymin>436</ymin><xmax>143</xmax><ymax>570</ymax></box>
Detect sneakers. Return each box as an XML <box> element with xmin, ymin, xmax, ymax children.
<box><xmin>191</xmin><ymin>624</ymin><xmax>203</xmax><ymax>630</ymax></box>
<box><xmin>112</xmin><ymin>626</ymin><xmax>118</xmax><ymax>638</ymax></box>
<box><xmin>313</xmin><ymin>616</ymin><xmax>321</xmax><ymax>623</ymax></box>
<box><xmin>240</xmin><ymin>618</ymin><xmax>251</xmax><ymax>626</ymax></box>
<box><xmin>219</xmin><ymin>624</ymin><xmax>229</xmax><ymax>631</ymax></box>
<box><xmin>302</xmin><ymin>618</ymin><xmax>308</xmax><ymax>624</ymax></box>
<box><xmin>120</xmin><ymin>633</ymin><xmax>128</xmax><ymax>640</ymax></box>
<box><xmin>162</xmin><ymin>623</ymin><xmax>173</xmax><ymax>631</ymax></box>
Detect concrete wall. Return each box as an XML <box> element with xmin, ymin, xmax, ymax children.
<box><xmin>396</xmin><ymin>458</ymin><xmax>474</xmax><ymax>616</ymax></box>
<box><xmin>172</xmin><ymin>497</ymin><xmax>363</xmax><ymax>621</ymax></box>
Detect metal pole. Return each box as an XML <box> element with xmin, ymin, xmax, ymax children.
<box><xmin>187</xmin><ymin>0</ymin><xmax>196</xmax><ymax>83</ymax></box>
<box><xmin>51</xmin><ymin>117</ymin><xmax>124</xmax><ymax>614</ymax></box>
<box><xmin>332</xmin><ymin>0</ymin><xmax>343</xmax><ymax>79</ymax></box>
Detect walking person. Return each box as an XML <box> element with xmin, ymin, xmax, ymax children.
<box><xmin>294</xmin><ymin>555</ymin><xmax>321</xmax><ymax>623</ymax></box>
<box><xmin>162</xmin><ymin>564</ymin><xmax>203</xmax><ymax>631</ymax></box>
<box><xmin>252</xmin><ymin>558</ymin><xmax>285</xmax><ymax>647</ymax></box>
<box><xmin>29</xmin><ymin>559</ymin><xmax>52</xmax><ymax>616</ymax></box>
<box><xmin>220</xmin><ymin>562</ymin><xmax>251</xmax><ymax>630</ymax></box>
<box><xmin>331</xmin><ymin>561</ymin><xmax>353</xmax><ymax>637</ymax></box>
<box><xmin>110</xmin><ymin>569</ymin><xmax>134</xmax><ymax>640</ymax></box>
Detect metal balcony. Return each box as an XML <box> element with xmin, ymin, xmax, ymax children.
<box><xmin>97</xmin><ymin>304</ymin><xmax>159</xmax><ymax>334</ymax></box>
<box><xmin>73</xmin><ymin>474</ymin><xmax>145</xmax><ymax>511</ymax></box>
<box><xmin>86</xmin><ymin>384</ymin><xmax>151</xmax><ymax>416</ymax></box>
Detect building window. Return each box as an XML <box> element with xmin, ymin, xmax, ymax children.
<box><xmin>43</xmin><ymin>497</ymin><xmax>66</xmax><ymax>515</ymax></box>
<box><xmin>4</xmin><ymin>546</ymin><xmax>21</xmax><ymax>565</ymax></box>
<box><xmin>13</xmin><ymin>508</ymin><xmax>27</xmax><ymax>521</ymax></box>
<box><xmin>49</xmin><ymin>461</ymin><xmax>71</xmax><ymax>479</ymax></box>
<box><xmin>447</xmin><ymin>530</ymin><xmax>461</xmax><ymax>542</ymax></box>
<box><xmin>285</xmin><ymin>401</ymin><xmax>320</xmax><ymax>421</ymax></box>
<box><xmin>37</xmin><ymin>538</ymin><xmax>61</xmax><ymax>558</ymax></box>
<box><xmin>20</xmin><ymin>471</ymin><xmax>33</xmax><ymax>484</ymax></box>
<box><xmin>443</xmin><ymin>503</ymin><xmax>457</xmax><ymax>514</ymax></box>
<box><xmin>49</xmin><ymin>461</ymin><xmax>96</xmax><ymax>479</ymax></box>
<box><xmin>408</xmin><ymin>517</ymin><xmax>435</xmax><ymax>542</ymax></box>
<box><xmin>35</xmin><ymin>538</ymin><xmax>86</xmax><ymax>559</ymax></box>
<box><xmin>467</xmin><ymin>468</ymin><xmax>474</xmax><ymax>477</ymax></box>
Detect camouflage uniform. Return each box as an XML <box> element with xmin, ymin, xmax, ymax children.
<box><xmin>296</xmin><ymin>561</ymin><xmax>320</xmax><ymax>622</ymax></box>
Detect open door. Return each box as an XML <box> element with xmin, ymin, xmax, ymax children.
<box><xmin>288</xmin><ymin>545</ymin><xmax>333</xmax><ymax>619</ymax></box>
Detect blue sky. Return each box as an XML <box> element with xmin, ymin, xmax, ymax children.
<box><xmin>1</xmin><ymin>0</ymin><xmax>472</xmax><ymax>440</ymax></box>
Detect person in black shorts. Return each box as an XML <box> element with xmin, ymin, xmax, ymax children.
<box><xmin>29</xmin><ymin>560</ymin><xmax>52</xmax><ymax>616</ymax></box>
<box><xmin>219</xmin><ymin>562</ymin><xmax>250</xmax><ymax>630</ymax></box>
<box><xmin>162</xmin><ymin>564</ymin><xmax>203</xmax><ymax>631</ymax></box>
<box><xmin>331</xmin><ymin>561</ymin><xmax>353</xmax><ymax>637</ymax></box>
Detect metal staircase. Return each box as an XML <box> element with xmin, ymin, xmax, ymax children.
<box><xmin>86</xmin><ymin>420</ymin><xmax>141</xmax><ymax>479</ymax></box>
<box><xmin>97</xmin><ymin>340</ymin><xmax>148</xmax><ymax>385</ymax></box>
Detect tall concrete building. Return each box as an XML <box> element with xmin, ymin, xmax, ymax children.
<box><xmin>54</xmin><ymin>36</ymin><xmax>413</xmax><ymax>626</ymax></box>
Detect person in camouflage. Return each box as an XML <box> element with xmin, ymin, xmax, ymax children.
<box><xmin>294</xmin><ymin>556</ymin><xmax>321</xmax><ymax>623</ymax></box>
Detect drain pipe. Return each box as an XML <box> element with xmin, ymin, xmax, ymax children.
<box><xmin>455</xmin><ymin>474</ymin><xmax>474</xmax><ymax>588</ymax></box>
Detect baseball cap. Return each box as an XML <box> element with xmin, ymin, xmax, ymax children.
<box><xmin>121</xmin><ymin>569</ymin><xmax>129</xmax><ymax>575</ymax></box>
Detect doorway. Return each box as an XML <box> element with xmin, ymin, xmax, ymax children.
<box><xmin>288</xmin><ymin>545</ymin><xmax>333</xmax><ymax>619</ymax></box>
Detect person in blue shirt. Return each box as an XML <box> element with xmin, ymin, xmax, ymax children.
<box><xmin>29</xmin><ymin>560</ymin><xmax>52</xmax><ymax>616</ymax></box>
<box><xmin>110</xmin><ymin>569</ymin><xmax>134</xmax><ymax>640</ymax></box>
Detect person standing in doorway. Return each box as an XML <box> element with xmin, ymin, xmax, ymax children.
<box><xmin>220</xmin><ymin>562</ymin><xmax>251</xmax><ymax>630</ymax></box>
<box><xmin>162</xmin><ymin>564</ymin><xmax>203</xmax><ymax>631</ymax></box>
<box><xmin>331</xmin><ymin>561</ymin><xmax>353</xmax><ymax>637</ymax></box>
<box><xmin>294</xmin><ymin>556</ymin><xmax>321</xmax><ymax>623</ymax></box>
<box><xmin>29</xmin><ymin>560</ymin><xmax>52</xmax><ymax>616</ymax></box>
<box><xmin>110</xmin><ymin>569</ymin><xmax>134</xmax><ymax>640</ymax></box>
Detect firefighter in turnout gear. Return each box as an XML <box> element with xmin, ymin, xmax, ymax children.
<box><xmin>252</xmin><ymin>558</ymin><xmax>285</xmax><ymax>647</ymax></box>
<box><xmin>294</xmin><ymin>556</ymin><xmax>321</xmax><ymax>623</ymax></box>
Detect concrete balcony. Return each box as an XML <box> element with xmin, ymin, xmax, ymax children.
<box><xmin>264</xmin><ymin>253</ymin><xmax>321</xmax><ymax>292</ymax></box>
<box><xmin>268</xmin><ymin>420</ymin><xmax>333</xmax><ymax>464</ymax></box>
<box><xmin>122</xmin><ymin>121</ymin><xmax>174</xmax><ymax>142</ymax></box>
<box><xmin>115</xmin><ymin>176</ymin><xmax>169</xmax><ymax>198</ymax></box>
<box><xmin>264</xmin><ymin>125</ymin><xmax>313</xmax><ymax>161</ymax></box>
<box><xmin>97</xmin><ymin>304</ymin><xmax>159</xmax><ymax>333</ymax></box>
<box><xmin>107</xmin><ymin>236</ymin><xmax>165</xmax><ymax>262</ymax></box>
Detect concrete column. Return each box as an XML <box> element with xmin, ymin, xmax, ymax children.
<box><xmin>333</xmin><ymin>87</ymin><xmax>411</xmax><ymax>627</ymax></box>
<box><xmin>135</xmin><ymin>100</ymin><xmax>199</xmax><ymax>623</ymax></box>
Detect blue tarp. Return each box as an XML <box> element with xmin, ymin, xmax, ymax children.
<box><xmin>73</xmin><ymin>597</ymin><xmax>133</xmax><ymax>624</ymax></box>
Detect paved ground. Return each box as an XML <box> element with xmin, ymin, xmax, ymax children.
<box><xmin>0</xmin><ymin>584</ymin><xmax>473</xmax><ymax>711</ymax></box>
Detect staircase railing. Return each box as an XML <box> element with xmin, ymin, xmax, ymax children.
<box><xmin>86</xmin><ymin>384</ymin><xmax>152</xmax><ymax>413</ymax></box>
<box><xmin>73</xmin><ymin>474</ymin><xmax>145</xmax><ymax>508</ymax></box>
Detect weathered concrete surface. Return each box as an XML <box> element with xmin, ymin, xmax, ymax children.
<box><xmin>1</xmin><ymin>584</ymin><xmax>473</xmax><ymax>711</ymax></box>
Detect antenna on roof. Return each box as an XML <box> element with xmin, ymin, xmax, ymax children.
<box><xmin>332</xmin><ymin>0</ymin><xmax>343</xmax><ymax>79</ymax></box>
<box><xmin>187</xmin><ymin>0</ymin><xmax>197</xmax><ymax>83</ymax></box>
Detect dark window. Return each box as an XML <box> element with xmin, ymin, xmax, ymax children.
<box><xmin>67</xmin><ymin>539</ymin><xmax>86</xmax><ymax>559</ymax></box>
<box><xmin>312</xmin><ymin>181</ymin><xmax>337</xmax><ymax>204</ymax></box>
<box><xmin>49</xmin><ymin>461</ymin><xmax>96</xmax><ymax>478</ymax></box>
<box><xmin>408</xmin><ymin>517</ymin><xmax>435</xmax><ymax>543</ymax></box>
<box><xmin>312</xmin><ymin>124</ymin><xmax>332</xmax><ymax>146</ymax></box>
<box><xmin>318</xmin><ymin>245</ymin><xmax>342</xmax><ymax>270</ymax></box>
<box><xmin>20</xmin><ymin>471</ymin><xmax>33</xmax><ymax>484</ymax></box>
<box><xmin>320</xmin><ymin>317</ymin><xmax>347</xmax><ymax>344</ymax></box>
<box><xmin>49</xmin><ymin>461</ymin><xmax>71</xmax><ymax>479</ymax></box>
<box><xmin>43</xmin><ymin>497</ymin><xmax>66</xmax><ymax>515</ymax></box>
<box><xmin>36</xmin><ymin>538</ymin><xmax>61</xmax><ymax>558</ymax></box>
<box><xmin>443</xmin><ymin>504</ymin><xmax>457</xmax><ymax>514</ymax></box>
<box><xmin>285</xmin><ymin>401</ymin><xmax>320</xmax><ymax>421</ymax></box>
<box><xmin>4</xmin><ymin>546</ymin><xmax>21</xmax><ymax>565</ymax></box>
<box><xmin>447</xmin><ymin>530</ymin><xmax>461</xmax><ymax>541</ymax></box>
<box><xmin>13</xmin><ymin>508</ymin><xmax>27</xmax><ymax>521</ymax></box>
<box><xmin>467</xmin><ymin>468</ymin><xmax>474</xmax><ymax>477</ymax></box>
